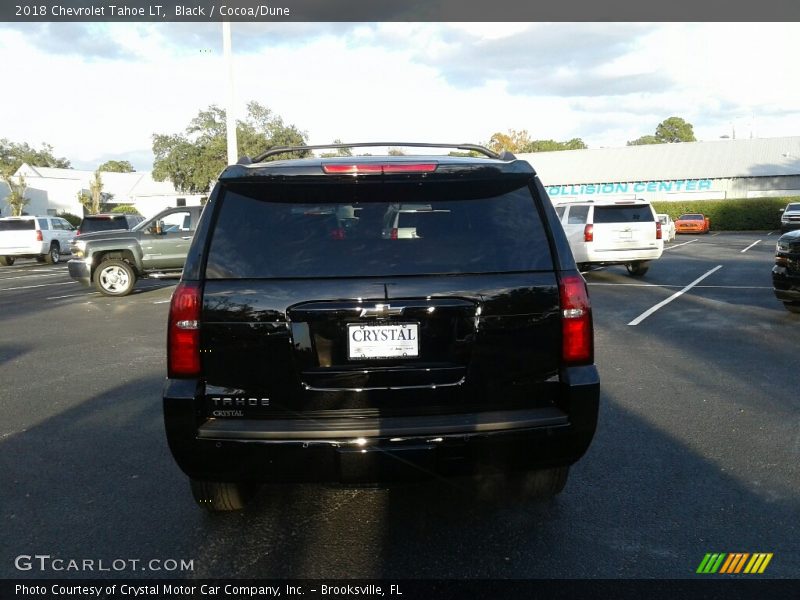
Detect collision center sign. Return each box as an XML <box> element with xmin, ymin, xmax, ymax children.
<box><xmin>547</xmin><ymin>179</ymin><xmax>714</xmax><ymax>197</ymax></box>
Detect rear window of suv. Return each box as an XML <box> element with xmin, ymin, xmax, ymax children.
<box><xmin>0</xmin><ymin>219</ymin><xmax>35</xmax><ymax>231</ymax></box>
<box><xmin>79</xmin><ymin>216</ymin><xmax>130</xmax><ymax>233</ymax></box>
<box><xmin>205</xmin><ymin>181</ymin><xmax>553</xmax><ymax>278</ymax></box>
<box><xmin>593</xmin><ymin>205</ymin><xmax>654</xmax><ymax>224</ymax></box>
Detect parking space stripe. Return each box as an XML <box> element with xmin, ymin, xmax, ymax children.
<box><xmin>0</xmin><ymin>272</ymin><xmax>66</xmax><ymax>281</ymax></box>
<box><xmin>0</xmin><ymin>281</ymin><xmax>77</xmax><ymax>292</ymax></box>
<box><xmin>45</xmin><ymin>293</ymin><xmax>92</xmax><ymax>300</ymax></box>
<box><xmin>627</xmin><ymin>265</ymin><xmax>723</xmax><ymax>326</ymax></box>
<box><xmin>663</xmin><ymin>239</ymin><xmax>698</xmax><ymax>250</ymax></box>
<box><xmin>740</xmin><ymin>240</ymin><xmax>761</xmax><ymax>253</ymax></box>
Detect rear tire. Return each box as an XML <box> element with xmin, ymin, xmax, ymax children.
<box><xmin>93</xmin><ymin>259</ymin><xmax>137</xmax><ymax>296</ymax></box>
<box><xmin>45</xmin><ymin>243</ymin><xmax>60</xmax><ymax>264</ymax></box>
<box><xmin>784</xmin><ymin>302</ymin><xmax>800</xmax><ymax>314</ymax></box>
<box><xmin>626</xmin><ymin>261</ymin><xmax>650</xmax><ymax>277</ymax></box>
<box><xmin>190</xmin><ymin>479</ymin><xmax>257</xmax><ymax>511</ymax></box>
<box><xmin>0</xmin><ymin>256</ymin><xmax>14</xmax><ymax>266</ymax></box>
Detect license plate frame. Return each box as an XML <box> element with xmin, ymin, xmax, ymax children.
<box><xmin>347</xmin><ymin>322</ymin><xmax>420</xmax><ymax>360</ymax></box>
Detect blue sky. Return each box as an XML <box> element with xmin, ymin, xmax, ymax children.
<box><xmin>1</xmin><ymin>22</ymin><xmax>798</xmax><ymax>171</ymax></box>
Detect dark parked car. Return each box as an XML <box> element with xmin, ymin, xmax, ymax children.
<box><xmin>773</xmin><ymin>230</ymin><xmax>800</xmax><ymax>313</ymax></box>
<box><xmin>163</xmin><ymin>142</ymin><xmax>600</xmax><ymax>511</ymax></box>
<box><xmin>76</xmin><ymin>213</ymin><xmax>144</xmax><ymax>236</ymax></box>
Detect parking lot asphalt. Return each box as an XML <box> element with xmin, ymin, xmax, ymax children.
<box><xmin>0</xmin><ymin>232</ymin><xmax>798</xmax><ymax>580</ymax></box>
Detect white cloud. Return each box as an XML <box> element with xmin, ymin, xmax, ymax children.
<box><xmin>1</xmin><ymin>22</ymin><xmax>799</xmax><ymax>170</ymax></box>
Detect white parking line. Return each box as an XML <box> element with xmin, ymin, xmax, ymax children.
<box><xmin>46</xmin><ymin>293</ymin><xmax>91</xmax><ymax>300</ymax></box>
<box><xmin>740</xmin><ymin>240</ymin><xmax>761</xmax><ymax>253</ymax></box>
<box><xmin>152</xmin><ymin>300</ymin><xmax>171</xmax><ymax>304</ymax></box>
<box><xmin>0</xmin><ymin>272</ymin><xmax>66</xmax><ymax>281</ymax></box>
<box><xmin>663</xmin><ymin>239</ymin><xmax>698</xmax><ymax>250</ymax></box>
<box><xmin>0</xmin><ymin>281</ymin><xmax>77</xmax><ymax>292</ymax></box>
<box><xmin>589</xmin><ymin>283</ymin><xmax>770</xmax><ymax>289</ymax></box>
<box><xmin>627</xmin><ymin>265</ymin><xmax>723</xmax><ymax>326</ymax></box>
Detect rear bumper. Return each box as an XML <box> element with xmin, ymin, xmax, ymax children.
<box><xmin>163</xmin><ymin>365</ymin><xmax>600</xmax><ymax>483</ymax></box>
<box><xmin>0</xmin><ymin>242</ymin><xmax>48</xmax><ymax>257</ymax></box>
<box><xmin>583</xmin><ymin>246</ymin><xmax>663</xmax><ymax>265</ymax></box>
<box><xmin>68</xmin><ymin>259</ymin><xmax>92</xmax><ymax>286</ymax></box>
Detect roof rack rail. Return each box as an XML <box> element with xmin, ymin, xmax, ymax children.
<box><xmin>250</xmin><ymin>142</ymin><xmax>513</xmax><ymax>163</ymax></box>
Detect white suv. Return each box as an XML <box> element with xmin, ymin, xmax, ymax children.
<box><xmin>554</xmin><ymin>199</ymin><xmax>663</xmax><ymax>276</ymax></box>
<box><xmin>0</xmin><ymin>215</ymin><xmax>76</xmax><ymax>266</ymax></box>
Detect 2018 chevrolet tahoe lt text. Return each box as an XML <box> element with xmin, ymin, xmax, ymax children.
<box><xmin>163</xmin><ymin>142</ymin><xmax>600</xmax><ymax>510</ymax></box>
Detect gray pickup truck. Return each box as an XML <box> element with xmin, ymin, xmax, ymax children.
<box><xmin>68</xmin><ymin>205</ymin><xmax>203</xmax><ymax>296</ymax></box>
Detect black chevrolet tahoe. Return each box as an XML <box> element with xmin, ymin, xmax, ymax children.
<box><xmin>163</xmin><ymin>143</ymin><xmax>600</xmax><ymax>511</ymax></box>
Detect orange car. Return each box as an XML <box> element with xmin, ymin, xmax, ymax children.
<box><xmin>675</xmin><ymin>213</ymin><xmax>710</xmax><ymax>234</ymax></box>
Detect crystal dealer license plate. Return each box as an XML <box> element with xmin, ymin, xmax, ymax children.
<box><xmin>347</xmin><ymin>323</ymin><xmax>419</xmax><ymax>360</ymax></box>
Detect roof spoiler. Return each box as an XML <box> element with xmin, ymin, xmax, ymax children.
<box><xmin>243</xmin><ymin>142</ymin><xmax>516</xmax><ymax>164</ymax></box>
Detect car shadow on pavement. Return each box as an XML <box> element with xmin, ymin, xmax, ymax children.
<box><xmin>1</xmin><ymin>373</ymin><xmax>797</xmax><ymax>581</ymax></box>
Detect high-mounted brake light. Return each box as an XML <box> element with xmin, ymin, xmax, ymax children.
<box><xmin>584</xmin><ymin>224</ymin><xmax>594</xmax><ymax>243</ymax></box>
<box><xmin>322</xmin><ymin>163</ymin><xmax>437</xmax><ymax>175</ymax></box>
<box><xmin>36</xmin><ymin>230</ymin><xmax>43</xmax><ymax>242</ymax></box>
<box><xmin>559</xmin><ymin>274</ymin><xmax>593</xmax><ymax>365</ymax></box>
<box><xmin>656</xmin><ymin>221</ymin><xmax>662</xmax><ymax>240</ymax></box>
<box><xmin>168</xmin><ymin>282</ymin><xmax>201</xmax><ymax>377</ymax></box>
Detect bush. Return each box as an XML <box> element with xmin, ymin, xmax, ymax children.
<box><xmin>652</xmin><ymin>197</ymin><xmax>790</xmax><ymax>231</ymax></box>
<box><xmin>109</xmin><ymin>204</ymin><xmax>141</xmax><ymax>215</ymax></box>
<box><xmin>57</xmin><ymin>211</ymin><xmax>82</xmax><ymax>227</ymax></box>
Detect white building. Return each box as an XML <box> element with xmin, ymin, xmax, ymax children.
<box><xmin>0</xmin><ymin>165</ymin><xmax>206</xmax><ymax>218</ymax></box>
<box><xmin>518</xmin><ymin>136</ymin><xmax>800</xmax><ymax>203</ymax></box>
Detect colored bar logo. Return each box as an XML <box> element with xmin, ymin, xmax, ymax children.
<box><xmin>696</xmin><ymin>553</ymin><xmax>773</xmax><ymax>574</ymax></box>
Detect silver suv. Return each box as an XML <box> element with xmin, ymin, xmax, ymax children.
<box><xmin>780</xmin><ymin>202</ymin><xmax>800</xmax><ymax>233</ymax></box>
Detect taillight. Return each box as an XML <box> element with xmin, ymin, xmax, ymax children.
<box><xmin>36</xmin><ymin>230</ymin><xmax>43</xmax><ymax>242</ymax></box>
<box><xmin>656</xmin><ymin>221</ymin><xmax>662</xmax><ymax>240</ymax></box>
<box><xmin>390</xmin><ymin>228</ymin><xmax>398</xmax><ymax>240</ymax></box>
<box><xmin>168</xmin><ymin>282</ymin><xmax>201</xmax><ymax>378</ymax></box>
<box><xmin>583</xmin><ymin>224</ymin><xmax>593</xmax><ymax>242</ymax></box>
<box><xmin>559</xmin><ymin>274</ymin><xmax>593</xmax><ymax>365</ymax></box>
<box><xmin>322</xmin><ymin>163</ymin><xmax>437</xmax><ymax>174</ymax></box>
<box><xmin>76</xmin><ymin>229</ymin><xmax>81</xmax><ymax>236</ymax></box>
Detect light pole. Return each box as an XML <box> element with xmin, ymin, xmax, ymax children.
<box><xmin>222</xmin><ymin>21</ymin><xmax>238</xmax><ymax>165</ymax></box>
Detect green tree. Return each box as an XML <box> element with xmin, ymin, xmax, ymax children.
<box><xmin>627</xmin><ymin>135</ymin><xmax>660</xmax><ymax>146</ymax></box>
<box><xmin>4</xmin><ymin>174</ymin><xmax>29</xmax><ymax>216</ymax></box>
<box><xmin>110</xmin><ymin>204</ymin><xmax>141</xmax><ymax>215</ymax></box>
<box><xmin>76</xmin><ymin>190</ymin><xmax>92</xmax><ymax>213</ymax></box>
<box><xmin>152</xmin><ymin>102</ymin><xmax>309</xmax><ymax>194</ymax></box>
<box><xmin>78</xmin><ymin>171</ymin><xmax>104</xmax><ymax>215</ymax></box>
<box><xmin>486</xmin><ymin>129</ymin><xmax>534</xmax><ymax>154</ymax></box>
<box><xmin>98</xmin><ymin>160</ymin><xmax>135</xmax><ymax>173</ymax></box>
<box><xmin>387</xmin><ymin>148</ymin><xmax>406</xmax><ymax>156</ymax></box>
<box><xmin>486</xmin><ymin>130</ymin><xmax>587</xmax><ymax>153</ymax></box>
<box><xmin>320</xmin><ymin>138</ymin><xmax>353</xmax><ymax>158</ymax></box>
<box><xmin>627</xmin><ymin>117</ymin><xmax>696</xmax><ymax>146</ymax></box>
<box><xmin>1</xmin><ymin>139</ymin><xmax>70</xmax><ymax>177</ymax></box>
<box><xmin>523</xmin><ymin>138</ymin><xmax>588</xmax><ymax>152</ymax></box>
<box><xmin>655</xmin><ymin>116</ymin><xmax>696</xmax><ymax>143</ymax></box>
